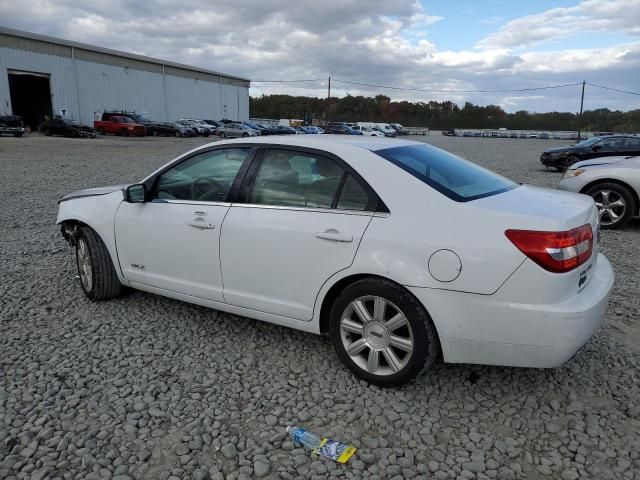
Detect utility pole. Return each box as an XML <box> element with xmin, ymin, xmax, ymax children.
<box><xmin>326</xmin><ymin>76</ymin><xmax>331</xmax><ymax>123</ymax></box>
<box><xmin>577</xmin><ymin>80</ymin><xmax>585</xmax><ymax>140</ymax></box>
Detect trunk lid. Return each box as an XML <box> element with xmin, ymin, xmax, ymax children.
<box><xmin>473</xmin><ymin>185</ymin><xmax>600</xmax><ymax>293</ymax></box>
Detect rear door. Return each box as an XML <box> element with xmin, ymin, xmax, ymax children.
<box><xmin>219</xmin><ymin>147</ymin><xmax>379</xmax><ymax>320</ymax></box>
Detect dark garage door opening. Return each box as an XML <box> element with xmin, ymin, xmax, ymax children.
<box><xmin>8</xmin><ymin>71</ymin><xmax>53</xmax><ymax>131</ymax></box>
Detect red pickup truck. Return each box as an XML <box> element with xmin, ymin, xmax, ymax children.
<box><xmin>94</xmin><ymin>116</ymin><xmax>146</xmax><ymax>136</ymax></box>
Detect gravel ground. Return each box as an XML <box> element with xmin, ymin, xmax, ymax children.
<box><xmin>1</xmin><ymin>133</ymin><xmax>639</xmax><ymax>480</ymax></box>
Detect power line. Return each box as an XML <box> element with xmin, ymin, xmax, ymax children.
<box><xmin>330</xmin><ymin>78</ymin><xmax>583</xmax><ymax>93</ymax></box>
<box><xmin>586</xmin><ymin>82</ymin><xmax>640</xmax><ymax>97</ymax></box>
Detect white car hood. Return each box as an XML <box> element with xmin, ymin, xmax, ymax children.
<box><xmin>59</xmin><ymin>184</ymin><xmax>128</xmax><ymax>203</ymax></box>
<box><xmin>572</xmin><ymin>155</ymin><xmax>639</xmax><ymax>169</ymax></box>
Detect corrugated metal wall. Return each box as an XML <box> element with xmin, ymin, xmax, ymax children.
<box><xmin>0</xmin><ymin>41</ymin><xmax>249</xmax><ymax>125</ymax></box>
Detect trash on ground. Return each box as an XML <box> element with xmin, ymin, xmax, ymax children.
<box><xmin>286</xmin><ymin>425</ymin><xmax>357</xmax><ymax>463</ymax></box>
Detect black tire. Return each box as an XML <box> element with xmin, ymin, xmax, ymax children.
<box><xmin>219</xmin><ymin>132</ymin><xmax>226</xmax><ymax>139</ymax></box>
<box><xmin>329</xmin><ymin>278</ymin><xmax>439</xmax><ymax>387</ymax></box>
<box><xmin>561</xmin><ymin>156</ymin><xmax>579</xmax><ymax>171</ymax></box>
<box><xmin>204</xmin><ymin>130</ymin><xmax>210</xmax><ymax>137</ymax></box>
<box><xmin>242</xmin><ymin>132</ymin><xmax>249</xmax><ymax>138</ymax></box>
<box><xmin>44</xmin><ymin>128</ymin><xmax>52</xmax><ymax>136</ymax></box>
<box><xmin>175</xmin><ymin>131</ymin><xmax>181</xmax><ymax>137</ymax></box>
<box><xmin>152</xmin><ymin>129</ymin><xmax>158</xmax><ymax>137</ymax></box>
<box><xmin>120</xmin><ymin>129</ymin><xmax>129</xmax><ymax>137</ymax></box>
<box><xmin>585</xmin><ymin>182</ymin><xmax>636</xmax><ymax>229</ymax></box>
<box><xmin>75</xmin><ymin>226</ymin><xmax>122</xmax><ymax>301</ymax></box>
<box><xmin>13</xmin><ymin>132</ymin><xmax>23</xmax><ymax>137</ymax></box>
<box><xmin>96</xmin><ymin>128</ymin><xmax>105</xmax><ymax>135</ymax></box>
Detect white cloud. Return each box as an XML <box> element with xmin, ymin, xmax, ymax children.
<box><xmin>478</xmin><ymin>0</ymin><xmax>640</xmax><ymax>49</ymax></box>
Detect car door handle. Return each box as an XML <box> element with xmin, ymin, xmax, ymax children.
<box><xmin>187</xmin><ymin>218</ymin><xmax>215</xmax><ymax>229</ymax></box>
<box><xmin>315</xmin><ymin>229</ymin><xmax>353</xmax><ymax>243</ymax></box>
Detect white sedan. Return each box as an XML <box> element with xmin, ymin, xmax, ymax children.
<box><xmin>57</xmin><ymin>136</ymin><xmax>614</xmax><ymax>386</ymax></box>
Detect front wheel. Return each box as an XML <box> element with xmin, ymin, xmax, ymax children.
<box><xmin>585</xmin><ymin>182</ymin><xmax>636</xmax><ymax>229</ymax></box>
<box><xmin>219</xmin><ymin>132</ymin><xmax>226</xmax><ymax>139</ymax></box>
<box><xmin>329</xmin><ymin>278</ymin><xmax>439</xmax><ymax>387</ymax></box>
<box><xmin>242</xmin><ymin>132</ymin><xmax>249</xmax><ymax>137</ymax></box>
<box><xmin>561</xmin><ymin>155</ymin><xmax>579</xmax><ymax>171</ymax></box>
<box><xmin>75</xmin><ymin>226</ymin><xmax>122</xmax><ymax>300</ymax></box>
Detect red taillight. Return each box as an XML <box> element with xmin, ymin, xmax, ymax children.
<box><xmin>505</xmin><ymin>224</ymin><xmax>593</xmax><ymax>273</ymax></box>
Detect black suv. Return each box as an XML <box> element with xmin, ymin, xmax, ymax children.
<box><xmin>540</xmin><ymin>135</ymin><xmax>640</xmax><ymax>171</ymax></box>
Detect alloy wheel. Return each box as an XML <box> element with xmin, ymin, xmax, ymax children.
<box><xmin>593</xmin><ymin>189</ymin><xmax>626</xmax><ymax>226</ymax></box>
<box><xmin>340</xmin><ymin>296</ymin><xmax>414</xmax><ymax>376</ymax></box>
<box><xmin>77</xmin><ymin>238</ymin><xmax>93</xmax><ymax>291</ymax></box>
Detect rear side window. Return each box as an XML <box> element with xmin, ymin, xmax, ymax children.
<box><xmin>375</xmin><ymin>144</ymin><xmax>517</xmax><ymax>202</ymax></box>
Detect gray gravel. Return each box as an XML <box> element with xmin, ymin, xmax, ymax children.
<box><xmin>1</xmin><ymin>133</ymin><xmax>639</xmax><ymax>480</ymax></box>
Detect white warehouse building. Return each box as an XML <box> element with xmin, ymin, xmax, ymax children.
<box><xmin>0</xmin><ymin>26</ymin><xmax>250</xmax><ymax>130</ymax></box>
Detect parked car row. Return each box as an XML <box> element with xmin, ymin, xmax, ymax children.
<box><xmin>459</xmin><ymin>130</ymin><xmax>558</xmax><ymax>139</ymax></box>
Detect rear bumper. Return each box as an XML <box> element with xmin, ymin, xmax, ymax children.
<box><xmin>409</xmin><ymin>254</ymin><xmax>614</xmax><ymax>368</ymax></box>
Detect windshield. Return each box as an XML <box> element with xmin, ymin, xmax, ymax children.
<box><xmin>574</xmin><ymin>137</ymin><xmax>601</xmax><ymax>147</ymax></box>
<box><xmin>376</xmin><ymin>144</ymin><xmax>517</xmax><ymax>202</ymax></box>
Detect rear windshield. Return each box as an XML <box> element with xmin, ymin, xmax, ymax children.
<box><xmin>375</xmin><ymin>144</ymin><xmax>517</xmax><ymax>202</ymax></box>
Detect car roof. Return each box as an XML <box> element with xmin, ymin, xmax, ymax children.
<box><xmin>211</xmin><ymin>134</ymin><xmax>422</xmax><ymax>152</ymax></box>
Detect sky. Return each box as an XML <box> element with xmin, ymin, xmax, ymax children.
<box><xmin>1</xmin><ymin>0</ymin><xmax>639</xmax><ymax>113</ymax></box>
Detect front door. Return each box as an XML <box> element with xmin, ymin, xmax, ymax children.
<box><xmin>220</xmin><ymin>147</ymin><xmax>377</xmax><ymax>320</ymax></box>
<box><xmin>115</xmin><ymin>147</ymin><xmax>253</xmax><ymax>301</ymax></box>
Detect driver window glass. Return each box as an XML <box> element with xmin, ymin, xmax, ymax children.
<box><xmin>154</xmin><ymin>148</ymin><xmax>250</xmax><ymax>202</ymax></box>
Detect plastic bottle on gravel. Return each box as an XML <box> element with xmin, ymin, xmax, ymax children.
<box><xmin>286</xmin><ymin>426</ymin><xmax>321</xmax><ymax>450</ymax></box>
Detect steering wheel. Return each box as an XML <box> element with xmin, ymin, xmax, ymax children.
<box><xmin>190</xmin><ymin>177</ymin><xmax>226</xmax><ymax>201</ymax></box>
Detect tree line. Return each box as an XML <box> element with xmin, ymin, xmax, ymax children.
<box><xmin>250</xmin><ymin>94</ymin><xmax>640</xmax><ymax>132</ymax></box>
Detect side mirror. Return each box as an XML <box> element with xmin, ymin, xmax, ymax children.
<box><xmin>124</xmin><ymin>184</ymin><xmax>146</xmax><ymax>203</ymax></box>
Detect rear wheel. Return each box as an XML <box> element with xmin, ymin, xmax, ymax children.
<box><xmin>219</xmin><ymin>132</ymin><xmax>226</xmax><ymax>139</ymax></box>
<box><xmin>329</xmin><ymin>278</ymin><xmax>439</xmax><ymax>387</ymax></box>
<box><xmin>44</xmin><ymin>128</ymin><xmax>52</xmax><ymax>136</ymax></box>
<box><xmin>175</xmin><ymin>131</ymin><xmax>181</xmax><ymax>137</ymax></box>
<box><xmin>120</xmin><ymin>129</ymin><xmax>129</xmax><ymax>137</ymax></box>
<box><xmin>585</xmin><ymin>182</ymin><xmax>636</xmax><ymax>229</ymax></box>
<box><xmin>95</xmin><ymin>127</ymin><xmax>105</xmax><ymax>135</ymax></box>
<box><xmin>75</xmin><ymin>226</ymin><xmax>122</xmax><ymax>300</ymax></box>
<box><xmin>242</xmin><ymin>132</ymin><xmax>249</xmax><ymax>137</ymax></box>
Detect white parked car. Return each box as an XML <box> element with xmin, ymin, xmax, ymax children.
<box><xmin>351</xmin><ymin>125</ymin><xmax>383</xmax><ymax>137</ymax></box>
<box><xmin>57</xmin><ymin>136</ymin><xmax>614</xmax><ymax>386</ymax></box>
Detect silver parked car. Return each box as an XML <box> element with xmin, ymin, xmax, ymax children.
<box><xmin>558</xmin><ymin>155</ymin><xmax>640</xmax><ymax>229</ymax></box>
<box><xmin>216</xmin><ymin>123</ymin><xmax>260</xmax><ymax>139</ymax></box>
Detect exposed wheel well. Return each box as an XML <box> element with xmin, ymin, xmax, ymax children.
<box><xmin>580</xmin><ymin>179</ymin><xmax>639</xmax><ymax>215</ymax></box>
<box><xmin>60</xmin><ymin>219</ymin><xmax>92</xmax><ymax>246</ymax></box>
